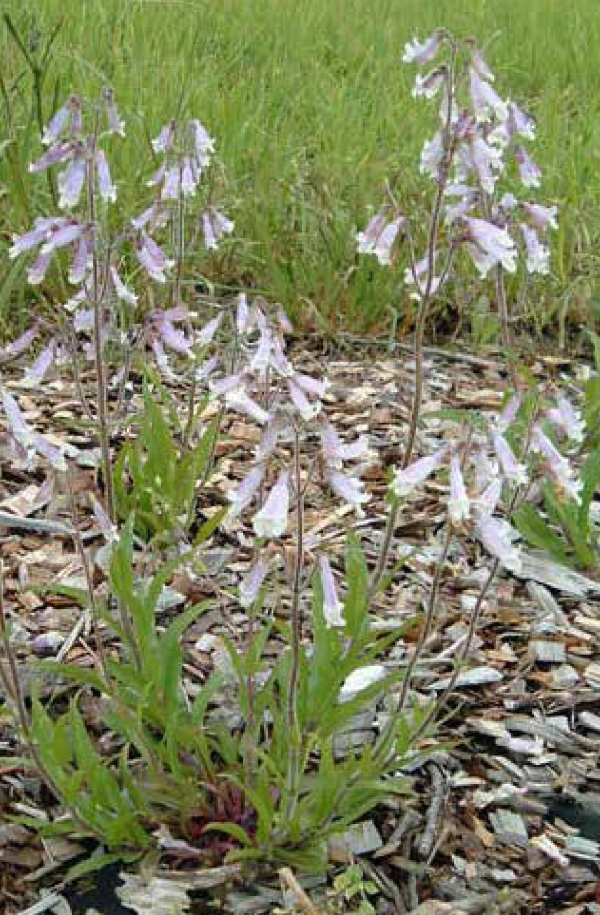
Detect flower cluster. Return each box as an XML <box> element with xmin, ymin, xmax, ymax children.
<box><xmin>390</xmin><ymin>389</ymin><xmax>584</xmax><ymax>573</ymax></box>
<box><xmin>356</xmin><ymin>32</ymin><xmax>558</xmax><ymax>285</ymax></box>
<box><xmin>7</xmin><ymin>93</ymin><xmax>234</xmax><ymax>386</ymax></box>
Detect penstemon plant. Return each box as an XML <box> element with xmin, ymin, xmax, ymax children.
<box><xmin>0</xmin><ymin>29</ymin><xmax>597</xmax><ymax>896</ymax></box>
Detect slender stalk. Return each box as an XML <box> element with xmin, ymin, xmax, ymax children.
<box><xmin>283</xmin><ymin>430</ymin><xmax>305</xmax><ymax>824</ymax></box>
<box><xmin>370</xmin><ymin>49</ymin><xmax>458</xmax><ymax>598</ymax></box>
<box><xmin>87</xmin><ymin>115</ymin><xmax>115</xmax><ymax>521</ymax></box>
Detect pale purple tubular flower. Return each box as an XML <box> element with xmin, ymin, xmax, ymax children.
<box><xmin>228</xmin><ymin>463</ymin><xmax>266</xmax><ymax>516</ymax></box>
<box><xmin>236</xmin><ymin>293</ymin><xmax>251</xmax><ymax>334</ymax></box>
<box><xmin>469</xmin><ymin>135</ymin><xmax>503</xmax><ymax>193</ymax></box>
<box><xmin>2</xmin><ymin>390</ymin><xmax>34</xmax><ymax>452</ymax></box>
<box><xmin>520</xmin><ymin>223</ymin><xmax>550</xmax><ymax>274</ymax></box>
<box><xmin>91</xmin><ymin>493</ymin><xmax>118</xmax><ymax>543</ymax></box>
<box><xmin>420</xmin><ymin>131</ymin><xmax>444</xmax><ymax>178</ymax></box>
<box><xmin>136</xmin><ymin>232</ymin><xmax>174</xmax><ymax>283</ymax></box>
<box><xmin>327</xmin><ymin>469</ymin><xmax>369</xmax><ymax>514</ymax></box>
<box><xmin>412</xmin><ymin>68</ymin><xmax>445</xmax><ymax>100</ymax></box>
<box><xmin>277</xmin><ymin>307</ymin><xmax>294</xmax><ymax>334</ymax></box>
<box><xmin>110</xmin><ymin>265</ymin><xmax>137</xmax><ymax>305</ymax></box>
<box><xmin>443</xmin><ymin>182</ymin><xmax>479</xmax><ymax>224</ymax></box>
<box><xmin>95</xmin><ymin>148</ymin><xmax>117</xmax><ymax>202</ymax></box>
<box><xmin>202</xmin><ymin>208</ymin><xmax>234</xmax><ymax>250</ymax></box>
<box><xmin>464</xmin><ymin>216</ymin><xmax>517</xmax><ymax>276</ymax></box>
<box><xmin>531</xmin><ymin>425</ymin><xmax>582</xmax><ymax>502</ymax></box>
<box><xmin>152</xmin><ymin>122</ymin><xmax>175</xmax><ymax>154</ymax></box>
<box><xmin>42</xmin><ymin>95</ymin><xmax>81</xmax><ymax>146</ymax></box>
<box><xmin>287</xmin><ymin>377</ymin><xmax>320</xmax><ymax>421</ymax></box>
<box><xmin>24</xmin><ymin>340</ymin><xmax>56</xmax><ymax>387</ymax></box>
<box><xmin>192</xmin><ymin>119</ymin><xmax>214</xmax><ymax>168</ymax></box>
<box><xmin>147</xmin><ymin>163</ymin><xmax>166</xmax><ymax>189</ymax></box>
<box><xmin>495</xmin><ymin>391</ymin><xmax>522</xmax><ymax>433</ymax></box>
<box><xmin>492</xmin><ymin>432</ymin><xmax>528</xmax><ymax>485</ymax></box>
<box><xmin>391</xmin><ymin>447</ymin><xmax>448</xmax><ymax>498</ymax></box>
<box><xmin>253</xmin><ymin>470</ymin><xmax>290</xmax><ymax>538</ymax></box>
<box><xmin>356</xmin><ymin>211</ymin><xmax>404</xmax><ymax>266</ymax></box>
<box><xmin>210</xmin><ymin>372</ymin><xmax>244</xmax><ymax>397</ymax></box>
<box><xmin>507</xmin><ymin>101</ymin><xmax>535</xmax><ymax>140</ymax></box>
<box><xmin>256</xmin><ymin>416</ymin><xmax>282</xmax><ymax>461</ymax></box>
<box><xmin>469</xmin><ymin>68</ymin><xmax>508</xmax><ymax>122</ymax></box>
<box><xmin>515</xmin><ymin>145</ymin><xmax>542</xmax><ymax>188</ymax></box>
<box><xmin>239</xmin><ymin>557</ymin><xmax>270</xmax><ymax>608</ymax></box>
<box><xmin>472</xmin><ymin>448</ymin><xmax>498</xmax><ymax>490</ymax></box>
<box><xmin>225</xmin><ymin>388</ymin><xmax>269</xmax><ymax>425</ymax></box>
<box><xmin>69</xmin><ymin>231</ymin><xmax>91</xmax><ymax>284</ymax></box>
<box><xmin>29</xmin><ymin>141</ymin><xmax>74</xmax><ymax>173</ymax></box>
<box><xmin>318</xmin><ymin>555</ymin><xmax>344</xmax><ymax>627</ymax></box>
<box><xmin>9</xmin><ymin>217</ymin><xmax>61</xmax><ymax>258</ymax></box>
<box><xmin>474</xmin><ymin>478</ymin><xmax>502</xmax><ymax>517</ymax></box>
<box><xmin>27</xmin><ymin>250</ymin><xmax>53</xmax><ymax>285</ymax></box>
<box><xmin>320</xmin><ymin>421</ymin><xmax>369</xmax><ymax>467</ymax></box>
<box><xmin>449</xmin><ymin>453</ymin><xmax>470</xmax><ymax>523</ymax></box>
<box><xmin>292</xmin><ymin>373</ymin><xmax>328</xmax><ymax>398</ymax></box>
<box><xmin>162</xmin><ymin>166</ymin><xmax>181</xmax><ymax>200</ymax></box>
<box><xmin>31</xmin><ymin>431</ymin><xmax>67</xmax><ymax>472</ymax></box>
<box><xmin>103</xmin><ymin>88</ymin><xmax>125</xmax><ymax>136</ymax></box>
<box><xmin>197</xmin><ymin>313</ymin><xmax>223</xmax><ymax>347</ymax></box>
<box><xmin>57</xmin><ymin>147</ymin><xmax>88</xmax><ymax>208</ymax></box>
<box><xmin>404</xmin><ymin>250</ymin><xmax>443</xmax><ymax>300</ymax></box>
<box><xmin>181</xmin><ymin>157</ymin><xmax>198</xmax><ymax>196</ymax></box>
<box><xmin>471</xmin><ymin>51</ymin><xmax>495</xmax><ymax>82</ymax></box>
<box><xmin>522</xmin><ymin>202</ymin><xmax>558</xmax><ymax>232</ymax></box>
<box><xmin>150</xmin><ymin>337</ymin><xmax>174</xmax><ymax>381</ymax></box>
<box><xmin>153</xmin><ymin>312</ymin><xmax>192</xmax><ymax>355</ymax></box>
<box><xmin>249</xmin><ymin>329</ymin><xmax>272</xmax><ymax>374</ymax></box>
<box><xmin>402</xmin><ymin>31</ymin><xmax>443</xmax><ymax>65</ymax></box>
<box><xmin>2</xmin><ymin>325</ymin><xmax>39</xmax><ymax>358</ymax></box>
<box><xmin>476</xmin><ymin>514</ymin><xmax>522</xmax><ymax>574</ymax></box>
<box><xmin>41</xmin><ymin>219</ymin><xmax>85</xmax><ymax>255</ymax></box>
<box><xmin>547</xmin><ymin>393</ymin><xmax>584</xmax><ymax>443</ymax></box>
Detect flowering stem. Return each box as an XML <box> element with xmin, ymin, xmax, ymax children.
<box><xmin>284</xmin><ymin>429</ymin><xmax>305</xmax><ymax>823</ymax></box>
<box><xmin>87</xmin><ymin>118</ymin><xmax>115</xmax><ymax>522</ymax></box>
<box><xmin>494</xmin><ymin>264</ymin><xmax>519</xmax><ymax>389</ymax></box>
<box><xmin>370</xmin><ymin>52</ymin><xmax>457</xmax><ymax>599</ymax></box>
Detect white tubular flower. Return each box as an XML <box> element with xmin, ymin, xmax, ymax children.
<box><xmin>196</xmin><ymin>313</ymin><xmax>223</xmax><ymax>347</ymax></box>
<box><xmin>547</xmin><ymin>393</ymin><xmax>584</xmax><ymax>443</ymax></box>
<box><xmin>95</xmin><ymin>149</ymin><xmax>116</xmax><ymax>202</ymax></box>
<box><xmin>110</xmin><ymin>266</ymin><xmax>137</xmax><ymax>305</ymax></box>
<box><xmin>320</xmin><ymin>422</ymin><xmax>369</xmax><ymax>467</ymax></box>
<box><xmin>236</xmin><ymin>293</ymin><xmax>251</xmax><ymax>334</ymax></box>
<box><xmin>472</xmin><ymin>448</ymin><xmax>498</xmax><ymax>490</ymax></box>
<box><xmin>23</xmin><ymin>340</ymin><xmax>56</xmax><ymax>387</ymax></box>
<box><xmin>57</xmin><ymin>146</ymin><xmax>87</xmax><ymax>209</ymax></box>
<box><xmin>151</xmin><ymin>122</ymin><xmax>175</xmax><ymax>154</ymax></box>
<box><xmin>532</xmin><ymin>426</ymin><xmax>582</xmax><ymax>502</ymax></box>
<box><xmin>356</xmin><ymin>211</ymin><xmax>404</xmax><ymax>266</ymax></box>
<box><xmin>476</xmin><ymin>515</ymin><xmax>522</xmax><ymax>574</ymax></box>
<box><xmin>515</xmin><ymin>145</ymin><xmax>542</xmax><ymax>188</ymax></box>
<box><xmin>471</xmin><ymin>51</ymin><xmax>495</xmax><ymax>82</ymax></box>
<box><xmin>402</xmin><ymin>31</ymin><xmax>443</xmax><ymax>65</ymax></box>
<box><xmin>239</xmin><ymin>558</ymin><xmax>270</xmax><ymax>608</ymax></box>
<box><xmin>42</xmin><ymin>95</ymin><xmax>82</xmax><ymax>145</ymax></box>
<box><xmin>492</xmin><ymin>432</ymin><xmax>528</xmax><ymax>486</ymax></box>
<box><xmin>403</xmin><ymin>251</ymin><xmax>443</xmax><ymax>301</ymax></box>
<box><xmin>464</xmin><ymin>217</ymin><xmax>517</xmax><ymax>276</ymax></box>
<box><xmin>319</xmin><ymin>556</ymin><xmax>344</xmax><ymax>627</ymax></box>
<box><xmin>391</xmin><ymin>447</ymin><xmax>448</xmax><ymax>498</ymax></box>
<box><xmin>520</xmin><ymin>223</ymin><xmax>550</xmax><ymax>274</ymax></box>
<box><xmin>449</xmin><ymin>454</ymin><xmax>470</xmax><ymax>524</ymax></box>
<box><xmin>253</xmin><ymin>471</ymin><xmax>290</xmax><ymax>538</ymax></box>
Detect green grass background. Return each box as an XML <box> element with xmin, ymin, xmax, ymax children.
<box><xmin>2</xmin><ymin>0</ymin><xmax>599</xmax><ymax>342</ymax></box>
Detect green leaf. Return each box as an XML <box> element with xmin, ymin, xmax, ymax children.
<box><xmin>513</xmin><ymin>503</ymin><xmax>570</xmax><ymax>565</ymax></box>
